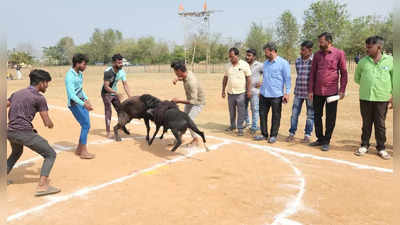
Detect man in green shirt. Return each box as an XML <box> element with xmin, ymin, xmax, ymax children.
<box><xmin>354</xmin><ymin>36</ymin><xmax>393</xmax><ymax>160</ymax></box>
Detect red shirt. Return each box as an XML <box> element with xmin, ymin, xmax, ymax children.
<box><xmin>308</xmin><ymin>47</ymin><xmax>348</xmax><ymax>96</ymax></box>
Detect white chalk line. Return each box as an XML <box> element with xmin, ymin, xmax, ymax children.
<box><xmin>8</xmin><ymin>137</ymin><xmax>305</xmax><ymax>225</ymax></box>
<box><xmin>48</xmin><ymin>104</ymin><xmax>393</xmax><ymax>174</ymax></box>
<box><xmin>7</xmin><ymin>141</ymin><xmax>229</xmax><ymax>222</ymax></box>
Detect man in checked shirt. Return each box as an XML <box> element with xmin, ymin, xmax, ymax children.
<box><xmin>286</xmin><ymin>41</ymin><xmax>314</xmax><ymax>143</ymax></box>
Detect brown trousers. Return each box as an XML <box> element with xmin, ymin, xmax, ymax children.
<box><xmin>360</xmin><ymin>100</ymin><xmax>388</xmax><ymax>151</ymax></box>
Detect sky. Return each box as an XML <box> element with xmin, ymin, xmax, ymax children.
<box><xmin>0</xmin><ymin>0</ymin><xmax>395</xmax><ymax>55</ymax></box>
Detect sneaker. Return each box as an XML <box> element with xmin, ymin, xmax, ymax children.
<box><xmin>286</xmin><ymin>134</ymin><xmax>294</xmax><ymax>142</ymax></box>
<box><xmin>378</xmin><ymin>150</ymin><xmax>391</xmax><ymax>160</ymax></box>
<box><xmin>268</xmin><ymin>137</ymin><xmax>277</xmax><ymax>144</ymax></box>
<box><xmin>303</xmin><ymin>135</ymin><xmax>312</xmax><ymax>143</ymax></box>
<box><xmin>243</xmin><ymin>122</ymin><xmax>249</xmax><ymax>129</ymax></box>
<box><xmin>225</xmin><ymin>127</ymin><xmax>235</xmax><ymax>132</ymax></box>
<box><xmin>309</xmin><ymin>141</ymin><xmax>324</xmax><ymax>147</ymax></box>
<box><xmin>254</xmin><ymin>135</ymin><xmax>267</xmax><ymax>141</ymax></box>
<box><xmin>321</xmin><ymin>144</ymin><xmax>330</xmax><ymax>151</ymax></box>
<box><xmin>237</xmin><ymin>129</ymin><xmax>244</xmax><ymax>136</ymax></box>
<box><xmin>354</xmin><ymin>146</ymin><xmax>368</xmax><ymax>156</ymax></box>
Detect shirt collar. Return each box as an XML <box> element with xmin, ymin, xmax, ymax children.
<box><xmin>70</xmin><ymin>68</ymin><xmax>82</xmax><ymax>76</ymax></box>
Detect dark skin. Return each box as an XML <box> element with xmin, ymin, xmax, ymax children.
<box><xmin>366</xmin><ymin>42</ymin><xmax>393</xmax><ymax>109</ymax></box>
<box><xmin>7</xmin><ymin>81</ymin><xmax>55</xmax><ymax>191</ymax></box>
<box><xmin>264</xmin><ymin>48</ymin><xmax>289</xmax><ymax>104</ymax></box>
<box><xmin>222</xmin><ymin>51</ymin><xmax>252</xmax><ymax>99</ymax></box>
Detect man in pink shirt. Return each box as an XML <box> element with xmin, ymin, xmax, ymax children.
<box><xmin>308</xmin><ymin>32</ymin><xmax>348</xmax><ymax>151</ymax></box>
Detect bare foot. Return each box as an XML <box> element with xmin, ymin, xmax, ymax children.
<box><xmin>79</xmin><ymin>150</ymin><xmax>95</xmax><ymax>159</ymax></box>
<box><xmin>189</xmin><ymin>138</ymin><xmax>200</xmax><ymax>146</ymax></box>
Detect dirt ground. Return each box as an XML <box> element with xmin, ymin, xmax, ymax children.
<box><xmin>5</xmin><ymin>67</ymin><xmax>397</xmax><ymax>225</ymax></box>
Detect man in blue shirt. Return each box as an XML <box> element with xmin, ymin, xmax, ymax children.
<box><xmin>254</xmin><ymin>42</ymin><xmax>291</xmax><ymax>143</ymax></box>
<box><xmin>65</xmin><ymin>53</ymin><xmax>95</xmax><ymax>159</ymax></box>
<box><xmin>101</xmin><ymin>54</ymin><xmax>132</xmax><ymax>138</ymax></box>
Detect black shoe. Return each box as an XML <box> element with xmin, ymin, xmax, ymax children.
<box><xmin>321</xmin><ymin>144</ymin><xmax>330</xmax><ymax>151</ymax></box>
<box><xmin>309</xmin><ymin>141</ymin><xmax>324</xmax><ymax>147</ymax></box>
<box><xmin>225</xmin><ymin>127</ymin><xmax>235</xmax><ymax>132</ymax></box>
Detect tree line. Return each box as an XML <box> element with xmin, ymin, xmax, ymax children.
<box><xmin>9</xmin><ymin>0</ymin><xmax>393</xmax><ymax>66</ymax></box>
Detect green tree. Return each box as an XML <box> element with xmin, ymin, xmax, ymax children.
<box><xmin>245</xmin><ymin>22</ymin><xmax>273</xmax><ymax>59</ymax></box>
<box><xmin>9</xmin><ymin>51</ymin><xmax>34</xmax><ymax>65</ymax></box>
<box><xmin>302</xmin><ymin>0</ymin><xmax>349</xmax><ymax>48</ymax></box>
<box><xmin>276</xmin><ymin>10</ymin><xmax>299</xmax><ymax>63</ymax></box>
<box><xmin>57</xmin><ymin>36</ymin><xmax>75</xmax><ymax>65</ymax></box>
<box><xmin>89</xmin><ymin>28</ymin><xmax>123</xmax><ymax>64</ymax></box>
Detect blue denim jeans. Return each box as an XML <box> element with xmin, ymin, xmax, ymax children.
<box><xmin>289</xmin><ymin>96</ymin><xmax>314</xmax><ymax>136</ymax></box>
<box><xmin>245</xmin><ymin>94</ymin><xmax>260</xmax><ymax>131</ymax></box>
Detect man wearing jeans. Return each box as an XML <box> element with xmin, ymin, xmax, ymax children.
<box><xmin>308</xmin><ymin>32</ymin><xmax>348</xmax><ymax>151</ymax></box>
<box><xmin>171</xmin><ymin>61</ymin><xmax>206</xmax><ymax>146</ymax></box>
<box><xmin>254</xmin><ymin>42</ymin><xmax>291</xmax><ymax>143</ymax></box>
<box><xmin>222</xmin><ymin>47</ymin><xmax>252</xmax><ymax>136</ymax></box>
<box><xmin>287</xmin><ymin>41</ymin><xmax>314</xmax><ymax>143</ymax></box>
<box><xmin>244</xmin><ymin>49</ymin><xmax>263</xmax><ymax>134</ymax></box>
<box><xmin>354</xmin><ymin>36</ymin><xmax>393</xmax><ymax>160</ymax></box>
<box><xmin>7</xmin><ymin>69</ymin><xmax>60</xmax><ymax>196</ymax></box>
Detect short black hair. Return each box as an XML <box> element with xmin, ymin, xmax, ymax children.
<box><xmin>112</xmin><ymin>53</ymin><xmax>124</xmax><ymax>62</ymax></box>
<box><xmin>72</xmin><ymin>53</ymin><xmax>89</xmax><ymax>67</ymax></box>
<box><xmin>171</xmin><ymin>60</ymin><xmax>187</xmax><ymax>72</ymax></box>
<box><xmin>301</xmin><ymin>40</ymin><xmax>314</xmax><ymax>49</ymax></box>
<box><xmin>29</xmin><ymin>69</ymin><xmax>52</xmax><ymax>86</ymax></box>
<box><xmin>263</xmin><ymin>42</ymin><xmax>278</xmax><ymax>52</ymax></box>
<box><xmin>318</xmin><ymin>32</ymin><xmax>333</xmax><ymax>43</ymax></box>
<box><xmin>246</xmin><ymin>48</ymin><xmax>257</xmax><ymax>56</ymax></box>
<box><xmin>365</xmin><ymin>35</ymin><xmax>385</xmax><ymax>46</ymax></box>
<box><xmin>229</xmin><ymin>47</ymin><xmax>240</xmax><ymax>56</ymax></box>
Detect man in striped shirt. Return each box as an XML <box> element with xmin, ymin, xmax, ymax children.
<box><xmin>287</xmin><ymin>41</ymin><xmax>314</xmax><ymax>143</ymax></box>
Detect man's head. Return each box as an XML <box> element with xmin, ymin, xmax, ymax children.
<box><xmin>72</xmin><ymin>53</ymin><xmax>89</xmax><ymax>72</ymax></box>
<box><xmin>245</xmin><ymin>49</ymin><xmax>257</xmax><ymax>64</ymax></box>
<box><xmin>318</xmin><ymin>32</ymin><xmax>333</xmax><ymax>51</ymax></box>
<box><xmin>300</xmin><ymin>40</ymin><xmax>313</xmax><ymax>59</ymax></box>
<box><xmin>171</xmin><ymin>60</ymin><xmax>187</xmax><ymax>79</ymax></box>
<box><xmin>29</xmin><ymin>69</ymin><xmax>52</xmax><ymax>93</ymax></box>
<box><xmin>112</xmin><ymin>53</ymin><xmax>124</xmax><ymax>71</ymax></box>
<box><xmin>263</xmin><ymin>42</ymin><xmax>278</xmax><ymax>61</ymax></box>
<box><xmin>228</xmin><ymin>47</ymin><xmax>240</xmax><ymax>64</ymax></box>
<box><xmin>365</xmin><ymin>36</ymin><xmax>384</xmax><ymax>58</ymax></box>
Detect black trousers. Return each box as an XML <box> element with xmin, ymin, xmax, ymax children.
<box><xmin>259</xmin><ymin>95</ymin><xmax>282</xmax><ymax>138</ymax></box>
<box><xmin>360</xmin><ymin>100</ymin><xmax>388</xmax><ymax>151</ymax></box>
<box><xmin>313</xmin><ymin>95</ymin><xmax>338</xmax><ymax>144</ymax></box>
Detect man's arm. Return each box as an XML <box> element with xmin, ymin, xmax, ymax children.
<box><xmin>103</xmin><ymin>81</ymin><xmax>118</xmax><ymax>95</ymax></box>
<box><xmin>222</xmin><ymin>76</ymin><xmax>228</xmax><ymax>98</ymax></box>
<box><xmin>7</xmin><ymin>100</ymin><xmax>10</xmax><ymax>108</ymax></box>
<box><xmin>122</xmin><ymin>81</ymin><xmax>132</xmax><ymax>98</ymax></box>
<box><xmin>354</xmin><ymin>61</ymin><xmax>362</xmax><ymax>85</ymax></box>
<box><xmin>39</xmin><ymin>111</ymin><xmax>54</xmax><ymax>129</ymax></box>
<box><xmin>282</xmin><ymin>61</ymin><xmax>291</xmax><ymax>103</ymax></box>
<box><xmin>246</xmin><ymin>76</ymin><xmax>252</xmax><ymax>98</ymax></box>
<box><xmin>339</xmin><ymin>51</ymin><xmax>349</xmax><ymax>98</ymax></box>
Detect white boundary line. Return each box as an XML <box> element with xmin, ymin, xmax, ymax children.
<box><xmin>48</xmin><ymin>104</ymin><xmax>392</xmax><ymax>173</ymax></box>
<box><xmin>8</xmin><ymin>138</ymin><xmax>306</xmax><ymax>225</ymax></box>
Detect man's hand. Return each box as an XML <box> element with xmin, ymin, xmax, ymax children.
<box><xmin>283</xmin><ymin>94</ymin><xmax>289</xmax><ymax>104</ymax></box>
<box><xmin>222</xmin><ymin>91</ymin><xmax>226</xmax><ymax>99</ymax></box>
<box><xmin>389</xmin><ymin>97</ymin><xmax>393</xmax><ymax>109</ymax></box>
<box><xmin>247</xmin><ymin>91</ymin><xmax>252</xmax><ymax>99</ymax></box>
<box><xmin>308</xmin><ymin>93</ymin><xmax>314</xmax><ymax>101</ymax></box>
<box><xmin>172</xmin><ymin>78</ymin><xmax>178</xmax><ymax>85</ymax></box>
<box><xmin>39</xmin><ymin>111</ymin><xmax>54</xmax><ymax>129</ymax></box>
<box><xmin>339</xmin><ymin>92</ymin><xmax>346</xmax><ymax>100</ymax></box>
<box><xmin>84</xmin><ymin>101</ymin><xmax>94</xmax><ymax>111</ymax></box>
